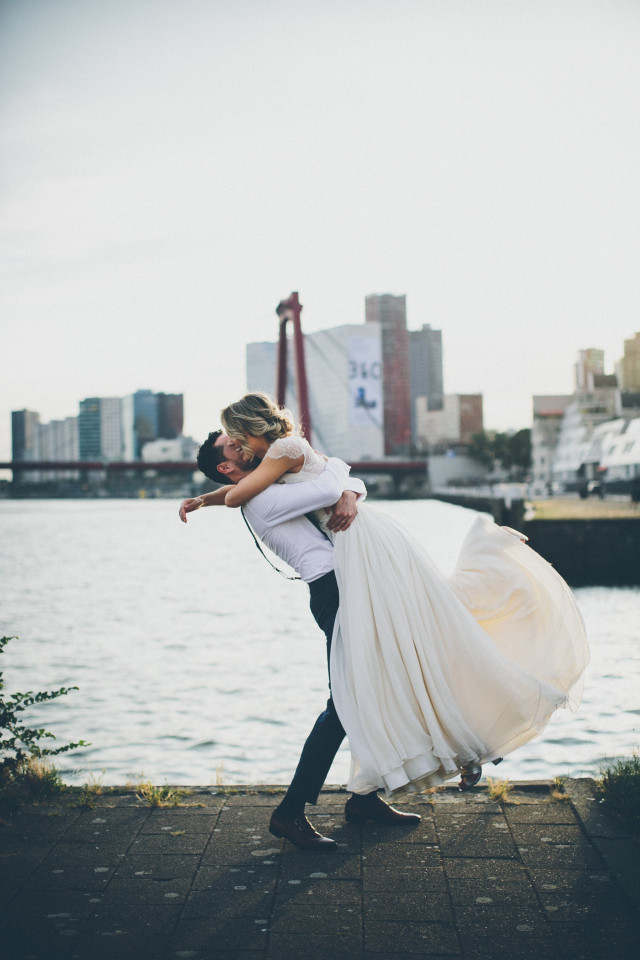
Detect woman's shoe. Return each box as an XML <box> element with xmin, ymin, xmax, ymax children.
<box><xmin>459</xmin><ymin>763</ymin><xmax>482</xmax><ymax>791</ymax></box>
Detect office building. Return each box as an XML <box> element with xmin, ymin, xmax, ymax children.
<box><xmin>157</xmin><ymin>393</ymin><xmax>184</xmax><ymax>440</ymax></box>
<box><xmin>365</xmin><ymin>294</ymin><xmax>411</xmax><ymax>454</ymax></box>
<box><xmin>531</xmin><ymin>395</ymin><xmax>572</xmax><ymax>492</ymax></box>
<box><xmin>575</xmin><ymin>349</ymin><xmax>605</xmax><ymax>391</ymax></box>
<box><xmin>619</xmin><ymin>332</ymin><xmax>640</xmax><ymax>392</ymax></box>
<box><xmin>78</xmin><ymin>397</ymin><xmax>123</xmax><ymax>461</ymax></box>
<box><xmin>415</xmin><ymin>394</ymin><xmax>483</xmax><ymax>449</ymax></box>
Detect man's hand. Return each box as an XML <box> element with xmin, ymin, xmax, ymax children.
<box><xmin>179</xmin><ymin>497</ymin><xmax>204</xmax><ymax>523</ymax></box>
<box><xmin>326</xmin><ymin>490</ymin><xmax>358</xmax><ymax>532</ymax></box>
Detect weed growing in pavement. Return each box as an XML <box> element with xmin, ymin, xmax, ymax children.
<box><xmin>486</xmin><ymin>778</ymin><xmax>513</xmax><ymax>803</ymax></box>
<box><xmin>596</xmin><ymin>753</ymin><xmax>640</xmax><ymax>835</ymax></box>
<box><xmin>135</xmin><ymin>780</ymin><xmax>183</xmax><ymax>807</ymax></box>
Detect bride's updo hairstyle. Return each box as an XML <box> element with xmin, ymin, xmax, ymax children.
<box><xmin>221</xmin><ymin>393</ymin><xmax>298</xmax><ymax>460</ymax></box>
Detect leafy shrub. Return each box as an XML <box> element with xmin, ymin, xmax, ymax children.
<box><xmin>1</xmin><ymin>635</ymin><xmax>87</xmax><ymax>803</ymax></box>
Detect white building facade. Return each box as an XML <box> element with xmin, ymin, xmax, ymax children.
<box><xmin>247</xmin><ymin>324</ymin><xmax>384</xmax><ymax>461</ymax></box>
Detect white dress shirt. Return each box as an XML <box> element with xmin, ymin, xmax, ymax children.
<box><xmin>242</xmin><ymin>458</ymin><xmax>366</xmax><ymax>583</ymax></box>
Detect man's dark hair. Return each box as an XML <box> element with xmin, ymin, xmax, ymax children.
<box><xmin>196</xmin><ymin>430</ymin><xmax>260</xmax><ymax>483</ymax></box>
<box><xmin>197</xmin><ymin>430</ymin><xmax>226</xmax><ymax>483</ymax></box>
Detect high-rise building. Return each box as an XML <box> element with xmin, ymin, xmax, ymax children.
<box><xmin>11</xmin><ymin>409</ymin><xmax>40</xmax><ymax>461</ymax></box>
<box><xmin>157</xmin><ymin>393</ymin><xmax>184</xmax><ymax>440</ymax></box>
<box><xmin>78</xmin><ymin>397</ymin><xmax>123</xmax><ymax>460</ymax></box>
<box><xmin>619</xmin><ymin>332</ymin><xmax>640</xmax><ymax>392</ymax></box>
<box><xmin>408</xmin><ymin>324</ymin><xmax>443</xmax><ymax>443</ymax></box>
<box><xmin>365</xmin><ymin>294</ymin><xmax>411</xmax><ymax>455</ymax></box>
<box><xmin>575</xmin><ymin>349</ymin><xmax>605</xmax><ymax>390</ymax></box>
<box><xmin>11</xmin><ymin>409</ymin><xmax>41</xmax><ymax>482</ymax></box>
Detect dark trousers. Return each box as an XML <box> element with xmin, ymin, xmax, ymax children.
<box><xmin>281</xmin><ymin>570</ymin><xmax>346</xmax><ymax>809</ymax></box>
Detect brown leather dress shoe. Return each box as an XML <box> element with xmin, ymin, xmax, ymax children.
<box><xmin>344</xmin><ymin>793</ymin><xmax>421</xmax><ymax>825</ymax></box>
<box><xmin>269</xmin><ymin>812</ymin><xmax>337</xmax><ymax>851</ymax></box>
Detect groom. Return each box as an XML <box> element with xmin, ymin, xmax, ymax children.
<box><xmin>179</xmin><ymin>431</ymin><xmax>420</xmax><ymax>850</ymax></box>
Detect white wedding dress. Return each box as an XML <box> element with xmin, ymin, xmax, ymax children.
<box><xmin>267</xmin><ymin>436</ymin><xmax>589</xmax><ymax>799</ymax></box>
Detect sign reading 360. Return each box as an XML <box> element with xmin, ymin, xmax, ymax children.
<box><xmin>348</xmin><ymin>336</ymin><xmax>383</xmax><ymax>426</ymax></box>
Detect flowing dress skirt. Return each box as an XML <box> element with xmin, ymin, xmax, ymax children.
<box><xmin>328</xmin><ymin>509</ymin><xmax>588</xmax><ymax>798</ymax></box>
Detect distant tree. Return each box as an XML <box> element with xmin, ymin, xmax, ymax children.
<box><xmin>468</xmin><ymin>429</ymin><xmax>531</xmax><ymax>476</ymax></box>
<box><xmin>469</xmin><ymin>431</ymin><xmax>494</xmax><ymax>468</ymax></box>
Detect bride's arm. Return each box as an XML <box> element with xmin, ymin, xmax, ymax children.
<box><xmin>224</xmin><ymin>453</ymin><xmax>304</xmax><ymax>508</ymax></box>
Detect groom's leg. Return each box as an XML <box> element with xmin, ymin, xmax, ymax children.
<box><xmin>275</xmin><ymin>570</ymin><xmax>344</xmax><ymax>817</ymax></box>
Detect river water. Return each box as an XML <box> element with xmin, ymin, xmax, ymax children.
<box><xmin>1</xmin><ymin>499</ymin><xmax>638</xmax><ymax>787</ymax></box>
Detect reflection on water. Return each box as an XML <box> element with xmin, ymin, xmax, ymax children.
<box><xmin>1</xmin><ymin>499</ymin><xmax>638</xmax><ymax>785</ymax></box>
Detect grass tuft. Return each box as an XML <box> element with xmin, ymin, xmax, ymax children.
<box><xmin>596</xmin><ymin>754</ymin><xmax>640</xmax><ymax>834</ymax></box>
<box><xmin>550</xmin><ymin>775</ymin><xmax>570</xmax><ymax>802</ymax></box>
<box><xmin>135</xmin><ymin>780</ymin><xmax>183</xmax><ymax>807</ymax></box>
<box><xmin>486</xmin><ymin>778</ymin><xmax>513</xmax><ymax>803</ymax></box>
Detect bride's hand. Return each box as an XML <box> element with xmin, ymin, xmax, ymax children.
<box><xmin>326</xmin><ymin>491</ymin><xmax>358</xmax><ymax>532</ymax></box>
<box><xmin>179</xmin><ymin>497</ymin><xmax>204</xmax><ymax>523</ymax></box>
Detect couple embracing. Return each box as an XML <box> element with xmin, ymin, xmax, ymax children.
<box><xmin>179</xmin><ymin>393</ymin><xmax>588</xmax><ymax>851</ymax></box>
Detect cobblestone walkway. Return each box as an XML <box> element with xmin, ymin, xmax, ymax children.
<box><xmin>1</xmin><ymin>779</ymin><xmax>638</xmax><ymax>959</ymax></box>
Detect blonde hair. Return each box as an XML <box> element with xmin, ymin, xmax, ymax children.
<box><xmin>221</xmin><ymin>393</ymin><xmax>298</xmax><ymax>459</ymax></box>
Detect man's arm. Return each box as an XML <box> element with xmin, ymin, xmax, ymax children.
<box><xmin>179</xmin><ymin>486</ymin><xmax>233</xmax><ymax>522</ymax></box>
<box><xmin>254</xmin><ymin>458</ymin><xmax>366</xmax><ymax>528</ymax></box>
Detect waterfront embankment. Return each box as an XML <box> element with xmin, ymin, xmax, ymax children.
<box><xmin>431</xmin><ymin>493</ymin><xmax>640</xmax><ymax>586</ymax></box>
<box><xmin>1</xmin><ymin>780</ymin><xmax>638</xmax><ymax>959</ymax></box>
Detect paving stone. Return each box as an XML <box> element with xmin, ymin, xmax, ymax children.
<box><xmin>201</xmin><ymin>841</ymin><xmax>281</xmax><ymax>865</ymax></box>
<box><xmin>129</xmin><ymin>832</ymin><xmax>211</xmax><ymax>855</ymax></box>
<box><xmin>447</xmin><ymin>875</ymin><xmax>539</xmax><ymax>909</ymax></box>
<box><xmin>550</xmin><ymin>919</ymin><xmax>640</xmax><ymax>960</ymax></box>
<box><xmin>364</xmin><ymin>889</ymin><xmax>453</xmax><ymax>922</ymax></box>
<box><xmin>516</xmin><ymin>840</ymin><xmax>604</xmax><ymax>870</ymax></box>
<box><xmin>361</xmin><ymin>817</ymin><xmax>438</xmax><ymax>844</ymax></box>
<box><xmin>193</xmin><ymin>861</ymin><xmax>278</xmax><ymax>892</ymax></box>
<box><xmin>267</xmin><ymin>932</ymin><xmax>361</xmax><ymax>958</ymax></box>
<box><xmin>113</xmin><ymin>852</ymin><xmax>202</xmax><ymax>880</ymax></box>
<box><xmin>9</xmin><ymin>886</ymin><xmax>99</xmax><ymax>920</ymax></box>
<box><xmin>509</xmin><ymin>823</ymin><xmax>585</xmax><ymax>845</ymax></box>
<box><xmin>442</xmin><ymin>857</ymin><xmax>529</xmax><ymax>880</ymax></box>
<box><xmin>270</xmin><ymin>902</ymin><xmax>361</xmax><ymax>935</ymax></box>
<box><xmin>504</xmin><ymin>800</ymin><xmax>578</xmax><ymax>824</ymax></box>
<box><xmin>171</xmin><ymin>916</ymin><xmax>268</xmax><ymax>952</ymax></box>
<box><xmin>140</xmin><ymin>812</ymin><xmax>219</xmax><ymax>835</ymax></box>
<box><xmin>278</xmin><ymin>851</ymin><xmax>360</xmax><ymax>880</ymax></box>
<box><xmin>364</xmin><ymin>919</ymin><xmax>460</xmax><ymax>954</ymax></box>
<box><xmin>454</xmin><ymin>906</ymin><xmax>551</xmax><ymax>939</ymax></box>
<box><xmin>462</xmin><ymin>936</ymin><xmax>562</xmax><ymax>959</ymax></box>
<box><xmin>274</xmin><ymin>877</ymin><xmax>362</xmax><ymax>907</ymax></box>
<box><xmin>182</xmin><ymin>884</ymin><xmax>275</xmax><ymax>920</ymax></box>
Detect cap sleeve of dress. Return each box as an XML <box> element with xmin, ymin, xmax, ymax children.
<box><xmin>265</xmin><ymin>436</ymin><xmax>308</xmax><ymax>460</ymax></box>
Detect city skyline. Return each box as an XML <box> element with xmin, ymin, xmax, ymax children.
<box><xmin>2</xmin><ymin>0</ymin><xmax>640</xmax><ymax>462</ymax></box>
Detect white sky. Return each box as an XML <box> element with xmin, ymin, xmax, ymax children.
<box><xmin>2</xmin><ymin>0</ymin><xmax>639</xmax><ymax>459</ymax></box>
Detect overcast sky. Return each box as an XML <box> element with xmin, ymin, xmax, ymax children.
<box><xmin>2</xmin><ymin>0</ymin><xmax>639</xmax><ymax>459</ymax></box>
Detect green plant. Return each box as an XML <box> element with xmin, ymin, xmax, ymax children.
<box><xmin>550</xmin><ymin>775</ymin><xmax>570</xmax><ymax>802</ymax></box>
<box><xmin>486</xmin><ymin>778</ymin><xmax>513</xmax><ymax>803</ymax></box>
<box><xmin>596</xmin><ymin>754</ymin><xmax>640</xmax><ymax>834</ymax></box>
<box><xmin>135</xmin><ymin>780</ymin><xmax>182</xmax><ymax>807</ymax></box>
<box><xmin>1</xmin><ymin>635</ymin><xmax>87</xmax><ymax>803</ymax></box>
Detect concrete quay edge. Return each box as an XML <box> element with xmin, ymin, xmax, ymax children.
<box><xmin>1</xmin><ymin>778</ymin><xmax>639</xmax><ymax>960</ymax></box>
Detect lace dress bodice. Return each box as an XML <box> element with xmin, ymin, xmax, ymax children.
<box><xmin>265</xmin><ymin>436</ymin><xmax>327</xmax><ymax>482</ymax></box>
<box><xmin>265</xmin><ymin>436</ymin><xmax>332</xmax><ymax>532</ymax></box>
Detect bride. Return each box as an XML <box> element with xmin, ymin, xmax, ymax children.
<box><xmin>220</xmin><ymin>392</ymin><xmax>589</xmax><ymax>798</ymax></box>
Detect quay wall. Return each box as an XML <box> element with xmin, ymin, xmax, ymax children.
<box><xmin>523</xmin><ymin>517</ymin><xmax>640</xmax><ymax>587</ymax></box>
<box><xmin>432</xmin><ymin>494</ymin><xmax>640</xmax><ymax>587</ymax></box>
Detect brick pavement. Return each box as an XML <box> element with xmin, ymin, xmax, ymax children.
<box><xmin>1</xmin><ymin>779</ymin><xmax>638</xmax><ymax>960</ymax></box>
